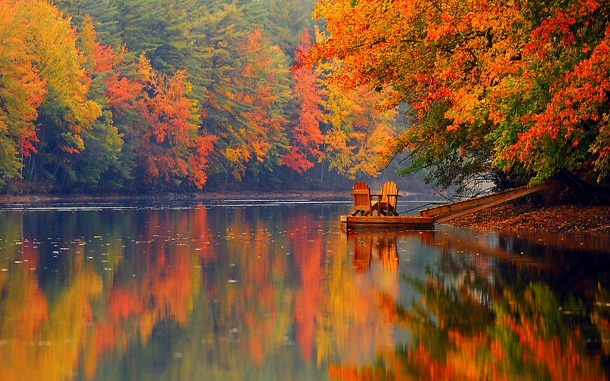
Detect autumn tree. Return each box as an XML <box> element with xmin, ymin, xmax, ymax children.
<box><xmin>0</xmin><ymin>0</ymin><xmax>104</xmax><ymax>191</ymax></box>
<box><xmin>17</xmin><ymin>0</ymin><xmax>103</xmax><ymax>190</ymax></box>
<box><xmin>221</xmin><ymin>29</ymin><xmax>292</xmax><ymax>181</ymax></box>
<box><xmin>62</xmin><ymin>5</ymin><xmax>218</xmax><ymax>190</ymax></box>
<box><xmin>317</xmin><ymin>54</ymin><xmax>399</xmax><ymax>179</ymax></box>
<box><xmin>309</xmin><ymin>0</ymin><xmax>610</xmax><ymax>192</ymax></box>
<box><xmin>64</xmin><ymin>15</ymin><xmax>126</xmax><ymax>191</ymax></box>
<box><xmin>500</xmin><ymin>0</ymin><xmax>610</xmax><ymax>186</ymax></box>
<box><xmin>283</xmin><ymin>29</ymin><xmax>326</xmax><ymax>174</ymax></box>
<box><xmin>0</xmin><ymin>0</ymin><xmax>47</xmax><ymax>188</ymax></box>
<box><xmin>2</xmin><ymin>0</ymin><xmax>412</xmax><ymax>193</ymax></box>
<box><xmin>133</xmin><ymin>56</ymin><xmax>216</xmax><ymax>189</ymax></box>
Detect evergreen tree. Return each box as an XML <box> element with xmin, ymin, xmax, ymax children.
<box><xmin>115</xmin><ymin>0</ymin><xmax>196</xmax><ymax>73</ymax></box>
<box><xmin>54</xmin><ymin>0</ymin><xmax>123</xmax><ymax>47</ymax></box>
<box><xmin>264</xmin><ymin>0</ymin><xmax>315</xmax><ymax>56</ymax></box>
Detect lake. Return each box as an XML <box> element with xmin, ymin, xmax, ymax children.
<box><xmin>1</xmin><ymin>199</ymin><xmax>609</xmax><ymax>380</ymax></box>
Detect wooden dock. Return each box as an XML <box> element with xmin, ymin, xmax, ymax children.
<box><xmin>341</xmin><ymin>183</ymin><xmax>549</xmax><ymax>230</ymax></box>
<box><xmin>340</xmin><ymin>215</ymin><xmax>435</xmax><ymax>230</ymax></box>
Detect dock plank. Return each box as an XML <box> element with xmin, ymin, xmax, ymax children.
<box><xmin>340</xmin><ymin>215</ymin><xmax>434</xmax><ymax>230</ymax></box>
<box><xmin>420</xmin><ymin>184</ymin><xmax>548</xmax><ymax>222</ymax></box>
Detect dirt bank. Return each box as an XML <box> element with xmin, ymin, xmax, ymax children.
<box><xmin>447</xmin><ymin>202</ymin><xmax>610</xmax><ymax>234</ymax></box>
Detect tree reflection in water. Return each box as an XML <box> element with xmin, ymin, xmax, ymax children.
<box><xmin>0</xmin><ymin>204</ymin><xmax>609</xmax><ymax>380</ymax></box>
<box><xmin>332</xmin><ymin>229</ymin><xmax>610</xmax><ymax>380</ymax></box>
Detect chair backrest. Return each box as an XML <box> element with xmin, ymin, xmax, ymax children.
<box><xmin>352</xmin><ymin>181</ymin><xmax>372</xmax><ymax>213</ymax></box>
<box><xmin>380</xmin><ymin>181</ymin><xmax>399</xmax><ymax>209</ymax></box>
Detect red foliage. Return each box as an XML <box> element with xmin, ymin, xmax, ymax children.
<box><xmin>284</xmin><ymin>29</ymin><xmax>325</xmax><ymax>173</ymax></box>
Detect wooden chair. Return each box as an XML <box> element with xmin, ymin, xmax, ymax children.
<box><xmin>351</xmin><ymin>181</ymin><xmax>374</xmax><ymax>216</ymax></box>
<box><xmin>375</xmin><ymin>181</ymin><xmax>400</xmax><ymax>216</ymax></box>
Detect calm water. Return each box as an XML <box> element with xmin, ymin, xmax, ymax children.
<box><xmin>1</xmin><ymin>199</ymin><xmax>609</xmax><ymax>380</ymax></box>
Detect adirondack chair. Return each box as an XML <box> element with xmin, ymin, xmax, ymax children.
<box><xmin>375</xmin><ymin>181</ymin><xmax>400</xmax><ymax>216</ymax></box>
<box><xmin>351</xmin><ymin>181</ymin><xmax>374</xmax><ymax>216</ymax></box>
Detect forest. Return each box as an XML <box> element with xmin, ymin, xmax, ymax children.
<box><xmin>0</xmin><ymin>0</ymin><xmax>401</xmax><ymax>194</ymax></box>
<box><xmin>1</xmin><ymin>0</ymin><xmax>609</xmax><ymax>195</ymax></box>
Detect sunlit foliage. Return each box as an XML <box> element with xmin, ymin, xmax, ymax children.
<box><xmin>0</xmin><ymin>0</ymin><xmax>404</xmax><ymax>193</ymax></box>
<box><xmin>309</xmin><ymin>0</ymin><xmax>610</xmax><ymax>190</ymax></box>
<box><xmin>283</xmin><ymin>29</ymin><xmax>326</xmax><ymax>174</ymax></box>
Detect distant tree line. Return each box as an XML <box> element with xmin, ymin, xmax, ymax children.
<box><xmin>0</xmin><ymin>0</ymin><xmax>400</xmax><ymax>194</ymax></box>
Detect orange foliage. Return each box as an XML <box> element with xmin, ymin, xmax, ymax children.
<box><xmin>105</xmin><ymin>72</ymin><xmax>144</xmax><ymax>113</ymax></box>
<box><xmin>505</xmin><ymin>23</ymin><xmax>610</xmax><ymax>179</ymax></box>
<box><xmin>136</xmin><ymin>59</ymin><xmax>216</xmax><ymax>188</ymax></box>
<box><xmin>0</xmin><ymin>0</ymin><xmax>47</xmax><ymax>160</ymax></box>
<box><xmin>309</xmin><ymin>0</ymin><xmax>610</xmax><ymax>185</ymax></box>
<box><xmin>221</xmin><ymin>29</ymin><xmax>290</xmax><ymax>179</ymax></box>
<box><xmin>284</xmin><ymin>29</ymin><xmax>325</xmax><ymax>173</ymax></box>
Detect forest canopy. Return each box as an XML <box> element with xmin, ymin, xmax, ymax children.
<box><xmin>0</xmin><ymin>0</ymin><xmax>399</xmax><ymax>193</ymax></box>
<box><xmin>2</xmin><ymin>0</ymin><xmax>608</xmax><ymax>195</ymax></box>
<box><xmin>307</xmin><ymin>0</ymin><xmax>610</xmax><ymax>192</ymax></box>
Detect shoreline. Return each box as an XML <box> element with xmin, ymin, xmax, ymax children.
<box><xmin>447</xmin><ymin>202</ymin><xmax>610</xmax><ymax>235</ymax></box>
<box><xmin>1</xmin><ymin>193</ymin><xmax>609</xmax><ymax>235</ymax></box>
<box><xmin>0</xmin><ymin>191</ymin><xmax>351</xmax><ymax>204</ymax></box>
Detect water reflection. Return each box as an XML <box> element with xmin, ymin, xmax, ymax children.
<box><xmin>335</xmin><ymin>229</ymin><xmax>610</xmax><ymax>380</ymax></box>
<box><xmin>0</xmin><ymin>202</ymin><xmax>609</xmax><ymax>380</ymax></box>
